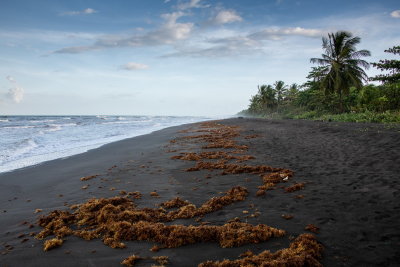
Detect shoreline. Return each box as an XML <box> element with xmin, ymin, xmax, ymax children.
<box><xmin>0</xmin><ymin>117</ymin><xmax>213</xmax><ymax>174</ymax></box>
<box><xmin>1</xmin><ymin>118</ymin><xmax>399</xmax><ymax>266</ymax></box>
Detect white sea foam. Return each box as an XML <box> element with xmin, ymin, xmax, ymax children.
<box><xmin>0</xmin><ymin>115</ymin><xmax>214</xmax><ymax>173</ymax></box>
<box><xmin>3</xmin><ymin>125</ymin><xmax>37</xmax><ymax>129</ymax></box>
<box><xmin>31</xmin><ymin>119</ymin><xmax>56</xmax><ymax>123</ymax></box>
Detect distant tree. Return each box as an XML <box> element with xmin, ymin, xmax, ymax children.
<box><xmin>310</xmin><ymin>31</ymin><xmax>371</xmax><ymax>112</ymax></box>
<box><xmin>273</xmin><ymin>80</ymin><xmax>287</xmax><ymax>107</ymax></box>
<box><xmin>284</xmin><ymin>83</ymin><xmax>300</xmax><ymax>102</ymax></box>
<box><xmin>248</xmin><ymin>94</ymin><xmax>262</xmax><ymax>114</ymax></box>
<box><xmin>286</xmin><ymin>83</ymin><xmax>300</xmax><ymax>100</ymax></box>
<box><xmin>258</xmin><ymin>84</ymin><xmax>276</xmax><ymax>110</ymax></box>
<box><xmin>370</xmin><ymin>46</ymin><xmax>400</xmax><ymax>84</ymax></box>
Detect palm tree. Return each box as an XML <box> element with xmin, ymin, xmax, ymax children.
<box><xmin>258</xmin><ymin>84</ymin><xmax>276</xmax><ymax>110</ymax></box>
<box><xmin>273</xmin><ymin>80</ymin><xmax>287</xmax><ymax>107</ymax></box>
<box><xmin>248</xmin><ymin>94</ymin><xmax>262</xmax><ymax>114</ymax></box>
<box><xmin>310</xmin><ymin>31</ymin><xmax>370</xmax><ymax>112</ymax></box>
<box><xmin>284</xmin><ymin>83</ymin><xmax>300</xmax><ymax>102</ymax></box>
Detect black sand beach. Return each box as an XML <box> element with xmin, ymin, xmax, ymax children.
<box><xmin>1</xmin><ymin>118</ymin><xmax>399</xmax><ymax>266</ymax></box>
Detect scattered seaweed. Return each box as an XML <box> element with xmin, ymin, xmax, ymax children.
<box><xmin>121</xmin><ymin>255</ymin><xmax>142</xmax><ymax>266</ymax></box>
<box><xmin>256</xmin><ymin>189</ymin><xmax>266</xmax><ymax>196</ymax></box>
<box><xmin>199</xmin><ymin>234</ymin><xmax>323</xmax><ymax>267</ymax></box>
<box><xmin>80</xmin><ymin>174</ymin><xmax>99</xmax><ymax>181</ymax></box>
<box><xmin>150</xmin><ymin>245</ymin><xmax>161</xmax><ymax>252</ymax></box>
<box><xmin>285</xmin><ymin>183</ymin><xmax>305</xmax><ymax>193</ymax></box>
<box><xmin>37</xmin><ymin>209</ymin><xmax>284</xmax><ymax>250</ymax></box>
<box><xmin>33</xmin><ymin>121</ymin><xmax>318</xmax><ymax>266</ymax></box>
<box><xmin>153</xmin><ymin>256</ymin><xmax>169</xmax><ymax>265</ymax></box>
<box><xmin>150</xmin><ymin>191</ymin><xmax>160</xmax><ymax>198</ymax></box>
<box><xmin>186</xmin><ymin>160</ymin><xmax>284</xmax><ymax>175</ymax></box>
<box><xmin>128</xmin><ymin>191</ymin><xmax>142</xmax><ymax>199</ymax></box>
<box><xmin>244</xmin><ymin>134</ymin><xmax>260</xmax><ymax>139</ymax></box>
<box><xmin>160</xmin><ymin>197</ymin><xmax>190</xmax><ymax>209</ymax></box>
<box><xmin>43</xmin><ymin>238</ymin><xmax>63</xmax><ymax>251</ymax></box>
<box><xmin>281</xmin><ymin>214</ymin><xmax>294</xmax><ymax>220</ymax></box>
<box><xmin>305</xmin><ymin>224</ymin><xmax>320</xmax><ymax>233</ymax></box>
<box><xmin>171</xmin><ymin>152</ymin><xmax>254</xmax><ymax>162</ymax></box>
<box><xmin>36</xmin><ymin>187</ymin><xmax>256</xmax><ymax>250</ymax></box>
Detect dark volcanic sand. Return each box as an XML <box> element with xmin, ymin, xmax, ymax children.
<box><xmin>0</xmin><ymin>118</ymin><xmax>399</xmax><ymax>266</ymax></box>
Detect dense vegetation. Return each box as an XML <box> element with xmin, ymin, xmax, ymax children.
<box><xmin>240</xmin><ymin>32</ymin><xmax>400</xmax><ymax>123</ymax></box>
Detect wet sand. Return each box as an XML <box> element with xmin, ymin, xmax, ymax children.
<box><xmin>0</xmin><ymin>118</ymin><xmax>399</xmax><ymax>266</ymax></box>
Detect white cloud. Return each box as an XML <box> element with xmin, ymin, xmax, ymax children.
<box><xmin>6</xmin><ymin>75</ymin><xmax>16</xmax><ymax>83</ymax></box>
<box><xmin>164</xmin><ymin>26</ymin><xmax>324</xmax><ymax>58</ymax></box>
<box><xmin>8</xmin><ymin>87</ymin><xmax>24</xmax><ymax>103</ymax></box>
<box><xmin>55</xmin><ymin>11</ymin><xmax>194</xmax><ymax>53</ymax></box>
<box><xmin>164</xmin><ymin>35</ymin><xmax>263</xmax><ymax>57</ymax></box>
<box><xmin>121</xmin><ymin>62</ymin><xmax>149</xmax><ymax>70</ymax></box>
<box><xmin>5</xmin><ymin>76</ymin><xmax>24</xmax><ymax>103</ymax></box>
<box><xmin>62</xmin><ymin>8</ymin><xmax>98</xmax><ymax>16</ymax></box>
<box><xmin>211</xmin><ymin>10</ymin><xmax>243</xmax><ymax>25</ymax></box>
<box><xmin>54</xmin><ymin>45</ymin><xmax>95</xmax><ymax>53</ymax></box>
<box><xmin>177</xmin><ymin>0</ymin><xmax>209</xmax><ymax>10</ymax></box>
<box><xmin>390</xmin><ymin>10</ymin><xmax>400</xmax><ymax>18</ymax></box>
<box><xmin>83</xmin><ymin>8</ymin><xmax>97</xmax><ymax>14</ymax></box>
<box><xmin>249</xmin><ymin>27</ymin><xmax>324</xmax><ymax>40</ymax></box>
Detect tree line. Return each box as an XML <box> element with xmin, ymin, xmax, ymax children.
<box><xmin>241</xmin><ymin>31</ymin><xmax>400</xmax><ymax>122</ymax></box>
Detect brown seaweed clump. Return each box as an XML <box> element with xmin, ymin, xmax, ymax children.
<box><xmin>80</xmin><ymin>174</ymin><xmax>99</xmax><ymax>181</ymax></box>
<box><xmin>37</xmin><ymin>213</ymin><xmax>284</xmax><ymax>250</ymax></box>
<box><xmin>305</xmin><ymin>224</ymin><xmax>320</xmax><ymax>233</ymax></box>
<box><xmin>36</xmin><ymin>187</ymin><xmax>268</xmax><ymax>251</ymax></box>
<box><xmin>121</xmin><ymin>255</ymin><xmax>142</xmax><ymax>266</ymax></box>
<box><xmin>244</xmin><ymin>134</ymin><xmax>260</xmax><ymax>139</ymax></box>
<box><xmin>122</xmin><ymin>221</ymin><xmax>285</xmax><ymax>248</ymax></box>
<box><xmin>150</xmin><ymin>191</ymin><xmax>160</xmax><ymax>197</ymax></box>
<box><xmin>281</xmin><ymin>214</ymin><xmax>294</xmax><ymax>220</ymax></box>
<box><xmin>198</xmin><ymin>233</ymin><xmax>323</xmax><ymax>267</ymax></box>
<box><xmin>285</xmin><ymin>183</ymin><xmax>305</xmax><ymax>193</ymax></box>
<box><xmin>186</xmin><ymin>160</ymin><xmax>284</xmax><ymax>175</ymax></box>
<box><xmin>153</xmin><ymin>256</ymin><xmax>169</xmax><ymax>265</ymax></box>
<box><xmin>254</xmin><ymin>170</ymin><xmax>295</xmax><ymax>196</ymax></box>
<box><xmin>43</xmin><ymin>238</ymin><xmax>63</xmax><ymax>251</ymax></box>
<box><xmin>160</xmin><ymin>197</ymin><xmax>190</xmax><ymax>209</ymax></box>
<box><xmin>171</xmin><ymin>152</ymin><xmax>254</xmax><ymax>162</ymax></box>
<box><xmin>171</xmin><ymin>122</ymin><xmax>247</xmax><ymax>151</ymax></box>
<box><xmin>128</xmin><ymin>191</ymin><xmax>142</xmax><ymax>199</ymax></box>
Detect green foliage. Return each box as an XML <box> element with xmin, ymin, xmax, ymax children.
<box><xmin>370</xmin><ymin>46</ymin><xmax>400</xmax><ymax>84</ymax></box>
<box><xmin>289</xmin><ymin>110</ymin><xmax>400</xmax><ymax>123</ymax></box>
<box><xmin>240</xmin><ymin>33</ymin><xmax>400</xmax><ymax>124</ymax></box>
<box><xmin>319</xmin><ymin>111</ymin><xmax>400</xmax><ymax>123</ymax></box>
<box><xmin>357</xmin><ymin>83</ymin><xmax>400</xmax><ymax>111</ymax></box>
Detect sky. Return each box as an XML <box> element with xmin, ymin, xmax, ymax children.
<box><xmin>0</xmin><ymin>0</ymin><xmax>399</xmax><ymax>116</ymax></box>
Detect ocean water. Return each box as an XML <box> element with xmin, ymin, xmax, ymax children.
<box><xmin>0</xmin><ymin>115</ymin><xmax>212</xmax><ymax>173</ymax></box>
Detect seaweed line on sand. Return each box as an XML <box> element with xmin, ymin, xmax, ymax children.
<box><xmin>198</xmin><ymin>233</ymin><xmax>323</xmax><ymax>267</ymax></box>
<box><xmin>33</xmin><ymin>121</ymin><xmax>322</xmax><ymax>266</ymax></box>
<box><xmin>36</xmin><ymin>186</ymin><xmax>282</xmax><ymax>250</ymax></box>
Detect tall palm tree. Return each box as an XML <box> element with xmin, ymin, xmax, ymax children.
<box><xmin>310</xmin><ymin>31</ymin><xmax>370</xmax><ymax>112</ymax></box>
<box><xmin>273</xmin><ymin>80</ymin><xmax>287</xmax><ymax>106</ymax></box>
